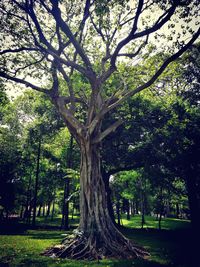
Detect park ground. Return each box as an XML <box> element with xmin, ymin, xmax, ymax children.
<box><xmin>0</xmin><ymin>215</ymin><xmax>198</xmax><ymax>267</ymax></box>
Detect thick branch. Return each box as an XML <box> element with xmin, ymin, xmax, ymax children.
<box><xmin>56</xmin><ymin>96</ymin><xmax>85</xmax><ymax>139</ymax></box>
<box><xmin>92</xmin><ymin>119</ymin><xmax>123</xmax><ymax>144</ymax></box>
<box><xmin>107</xmin><ymin>163</ymin><xmax>143</xmax><ymax>177</ymax></box>
<box><xmin>79</xmin><ymin>0</ymin><xmax>91</xmax><ymax>31</ymax></box>
<box><xmin>0</xmin><ymin>47</ymin><xmax>38</xmax><ymax>55</ymax></box>
<box><xmin>0</xmin><ymin>71</ymin><xmax>49</xmax><ymax>94</ymax></box>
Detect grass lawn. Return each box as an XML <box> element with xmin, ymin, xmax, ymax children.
<box><xmin>0</xmin><ymin>215</ymin><xmax>197</xmax><ymax>267</ymax></box>
<box><xmin>121</xmin><ymin>214</ymin><xmax>190</xmax><ymax>230</ymax></box>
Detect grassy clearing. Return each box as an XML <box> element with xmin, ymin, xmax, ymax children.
<box><xmin>32</xmin><ymin>214</ymin><xmax>191</xmax><ymax>230</ymax></box>
<box><xmin>0</xmin><ymin>216</ymin><xmax>195</xmax><ymax>267</ymax></box>
<box><xmin>121</xmin><ymin>214</ymin><xmax>190</xmax><ymax>230</ymax></box>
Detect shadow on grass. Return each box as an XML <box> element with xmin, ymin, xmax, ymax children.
<box><xmin>121</xmin><ymin>227</ymin><xmax>199</xmax><ymax>267</ymax></box>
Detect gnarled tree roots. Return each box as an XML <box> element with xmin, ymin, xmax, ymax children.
<box><xmin>43</xmin><ymin>230</ymin><xmax>150</xmax><ymax>260</ymax></box>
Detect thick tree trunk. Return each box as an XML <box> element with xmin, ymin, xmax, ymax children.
<box><xmin>44</xmin><ymin>141</ymin><xmax>149</xmax><ymax>260</ymax></box>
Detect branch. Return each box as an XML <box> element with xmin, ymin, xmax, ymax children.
<box><xmin>0</xmin><ymin>47</ymin><xmax>38</xmax><ymax>55</ymax></box>
<box><xmin>0</xmin><ymin>71</ymin><xmax>50</xmax><ymax>94</ymax></box>
<box><xmin>56</xmin><ymin>96</ymin><xmax>85</xmax><ymax>105</ymax></box>
<box><xmin>79</xmin><ymin>0</ymin><xmax>91</xmax><ymax>31</ymax></box>
<box><xmin>92</xmin><ymin>119</ymin><xmax>123</xmax><ymax>143</ymax></box>
<box><xmin>110</xmin><ymin>2</ymin><xmax>177</xmax><ymax>68</ymax></box>
<box><xmin>50</xmin><ymin>60</ymin><xmax>59</xmax><ymax>95</ymax></box>
<box><xmin>107</xmin><ymin>163</ymin><xmax>143</xmax><ymax>177</ymax></box>
<box><xmin>11</xmin><ymin>55</ymin><xmax>46</xmax><ymax>77</ymax></box>
<box><xmin>105</xmin><ymin>27</ymin><xmax>200</xmax><ymax>113</ymax></box>
<box><xmin>133</xmin><ymin>5</ymin><xmax>176</xmax><ymax>40</ymax></box>
<box><xmin>27</xmin><ymin>1</ymin><xmax>57</xmax><ymax>53</ymax></box>
<box><xmin>90</xmin><ymin>13</ymin><xmax>106</xmax><ymax>43</ymax></box>
<box><xmin>58</xmin><ymin>65</ymin><xmax>74</xmax><ymax>93</ymax></box>
<box><xmin>110</xmin><ymin>0</ymin><xmax>144</xmax><ymax>67</ymax></box>
<box><xmin>56</xmin><ymin>96</ymin><xmax>85</xmax><ymax>139</ymax></box>
<box><xmin>118</xmin><ymin>35</ymin><xmax>149</xmax><ymax>58</ymax></box>
<box><xmin>26</xmin><ymin>13</ymin><xmax>91</xmax><ymax>79</ymax></box>
<box><xmin>50</xmin><ymin>0</ymin><xmax>93</xmax><ymax>71</ymax></box>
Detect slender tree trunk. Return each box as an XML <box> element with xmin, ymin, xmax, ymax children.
<box><xmin>42</xmin><ymin>205</ymin><xmax>45</xmax><ymax>217</ymax></box>
<box><xmin>27</xmin><ymin>204</ymin><xmax>32</xmax><ymax>224</ymax></box>
<box><xmin>131</xmin><ymin>200</ymin><xmax>135</xmax><ymax>216</ymax></box>
<box><xmin>37</xmin><ymin>204</ymin><xmax>42</xmax><ymax>217</ymax></box>
<box><xmin>140</xmin><ymin>179</ymin><xmax>145</xmax><ymax>229</ymax></box>
<box><xmin>51</xmin><ymin>199</ymin><xmax>55</xmax><ymax>221</ymax></box>
<box><xmin>61</xmin><ymin>177</ymin><xmax>69</xmax><ymax>230</ymax></box>
<box><xmin>116</xmin><ymin>199</ymin><xmax>121</xmax><ymax>226</ymax></box>
<box><xmin>24</xmin><ymin>175</ymin><xmax>32</xmax><ymax>221</ymax></box>
<box><xmin>158</xmin><ymin>187</ymin><xmax>163</xmax><ymax>230</ymax></box>
<box><xmin>127</xmin><ymin>200</ymin><xmax>130</xmax><ymax>220</ymax></box>
<box><xmin>61</xmin><ymin>135</ymin><xmax>73</xmax><ymax>230</ymax></box>
<box><xmin>71</xmin><ymin>198</ymin><xmax>75</xmax><ymax>220</ymax></box>
<box><xmin>158</xmin><ymin>212</ymin><xmax>162</xmax><ymax>230</ymax></box>
<box><xmin>176</xmin><ymin>203</ymin><xmax>180</xmax><ymax>219</ymax></box>
<box><xmin>20</xmin><ymin>206</ymin><xmax>24</xmax><ymax>219</ymax></box>
<box><xmin>46</xmin><ymin>201</ymin><xmax>51</xmax><ymax>217</ymax></box>
<box><xmin>32</xmin><ymin>138</ymin><xmax>41</xmax><ymax>227</ymax></box>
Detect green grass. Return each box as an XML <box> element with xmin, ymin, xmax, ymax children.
<box><xmin>31</xmin><ymin>214</ymin><xmax>191</xmax><ymax>231</ymax></box>
<box><xmin>35</xmin><ymin>214</ymin><xmax>79</xmax><ymax>228</ymax></box>
<box><xmin>121</xmin><ymin>214</ymin><xmax>190</xmax><ymax>230</ymax></box>
<box><xmin>0</xmin><ymin>216</ymin><xmax>196</xmax><ymax>267</ymax></box>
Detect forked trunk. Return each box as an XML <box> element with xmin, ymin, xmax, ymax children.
<box><xmin>44</xmin><ymin>140</ymin><xmax>149</xmax><ymax>260</ymax></box>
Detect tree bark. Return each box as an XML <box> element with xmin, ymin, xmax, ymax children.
<box><xmin>44</xmin><ymin>140</ymin><xmax>149</xmax><ymax>260</ymax></box>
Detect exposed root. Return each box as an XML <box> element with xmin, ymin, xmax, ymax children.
<box><xmin>43</xmin><ymin>231</ymin><xmax>150</xmax><ymax>260</ymax></box>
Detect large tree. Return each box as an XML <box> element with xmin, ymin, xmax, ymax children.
<box><xmin>0</xmin><ymin>0</ymin><xmax>199</xmax><ymax>260</ymax></box>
